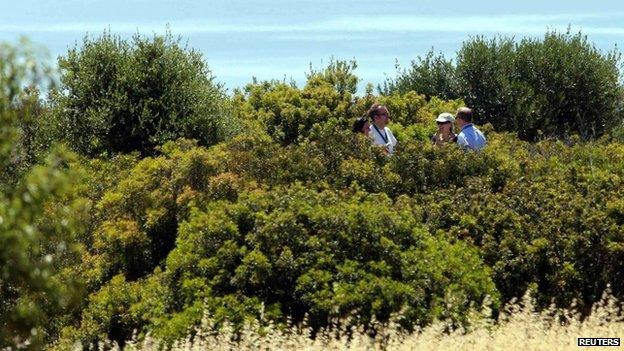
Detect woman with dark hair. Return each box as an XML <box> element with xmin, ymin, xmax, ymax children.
<box><xmin>352</xmin><ymin>116</ymin><xmax>370</xmax><ymax>136</ymax></box>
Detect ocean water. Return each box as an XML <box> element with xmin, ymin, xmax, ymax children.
<box><xmin>1</xmin><ymin>0</ymin><xmax>623</xmax><ymax>93</ymax></box>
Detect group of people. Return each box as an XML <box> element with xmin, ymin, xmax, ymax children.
<box><xmin>352</xmin><ymin>104</ymin><xmax>486</xmax><ymax>154</ymax></box>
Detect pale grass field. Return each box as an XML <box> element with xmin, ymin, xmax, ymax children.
<box><xmin>103</xmin><ymin>292</ymin><xmax>623</xmax><ymax>351</ymax></box>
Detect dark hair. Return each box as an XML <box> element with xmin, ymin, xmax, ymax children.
<box><xmin>367</xmin><ymin>103</ymin><xmax>387</xmax><ymax>122</ymax></box>
<box><xmin>352</xmin><ymin>116</ymin><xmax>368</xmax><ymax>133</ymax></box>
<box><xmin>456</xmin><ymin>107</ymin><xmax>473</xmax><ymax>122</ymax></box>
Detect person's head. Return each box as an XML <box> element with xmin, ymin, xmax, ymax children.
<box><xmin>455</xmin><ymin>107</ymin><xmax>473</xmax><ymax>128</ymax></box>
<box><xmin>435</xmin><ymin>112</ymin><xmax>455</xmax><ymax>134</ymax></box>
<box><xmin>352</xmin><ymin>116</ymin><xmax>370</xmax><ymax>136</ymax></box>
<box><xmin>367</xmin><ymin>104</ymin><xmax>390</xmax><ymax>128</ymax></box>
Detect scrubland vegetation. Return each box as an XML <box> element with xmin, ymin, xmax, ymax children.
<box><xmin>1</xmin><ymin>30</ymin><xmax>623</xmax><ymax>349</ymax></box>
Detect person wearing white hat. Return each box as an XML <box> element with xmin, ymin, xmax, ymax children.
<box><xmin>431</xmin><ymin>112</ymin><xmax>457</xmax><ymax>146</ymax></box>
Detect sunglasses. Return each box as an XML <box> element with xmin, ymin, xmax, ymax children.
<box><xmin>436</xmin><ymin>121</ymin><xmax>451</xmax><ymax>125</ymax></box>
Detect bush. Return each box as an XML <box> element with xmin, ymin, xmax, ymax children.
<box><xmin>50</xmin><ymin>131</ymin><xmax>624</xmax><ymax>347</ymax></box>
<box><xmin>381</xmin><ymin>49</ymin><xmax>458</xmax><ymax>100</ymax></box>
<box><xmin>236</xmin><ymin>76</ymin><xmax>464</xmax><ymax>148</ymax></box>
<box><xmin>457</xmin><ymin>31</ymin><xmax>623</xmax><ymax>140</ymax></box>
<box><xmin>0</xmin><ymin>37</ymin><xmax>56</xmax><ymax>111</ymax></box>
<box><xmin>0</xmin><ymin>38</ymin><xmax>58</xmax><ymax>185</ymax></box>
<box><xmin>389</xmin><ymin>139</ymin><xmax>492</xmax><ymax>195</ymax></box>
<box><xmin>419</xmin><ymin>134</ymin><xmax>624</xmax><ymax>310</ymax></box>
<box><xmin>0</xmin><ymin>113</ymin><xmax>86</xmax><ymax>349</ymax></box>
<box><xmin>54</xmin><ymin>137</ymin><xmax>504</xmax><ymax>345</ymax></box>
<box><xmin>455</xmin><ymin>36</ymin><xmax>519</xmax><ymax>129</ymax></box>
<box><xmin>386</xmin><ymin>31</ymin><xmax>624</xmax><ymax>140</ymax></box>
<box><xmin>306</xmin><ymin>58</ymin><xmax>359</xmax><ymax>97</ymax></box>
<box><xmin>52</xmin><ymin>31</ymin><xmax>237</xmax><ymax>156</ymax></box>
<box><xmin>157</xmin><ymin>185</ymin><xmax>498</xmax><ymax>341</ymax></box>
<box><xmin>9</xmin><ymin>31</ymin><xmax>623</xmax><ymax>349</ymax></box>
<box><xmin>234</xmin><ymin>59</ymin><xmax>363</xmax><ymax>145</ymax></box>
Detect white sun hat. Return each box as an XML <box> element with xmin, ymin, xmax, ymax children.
<box><xmin>435</xmin><ymin>112</ymin><xmax>455</xmax><ymax>123</ymax></box>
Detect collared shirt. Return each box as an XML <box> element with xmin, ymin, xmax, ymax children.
<box><xmin>457</xmin><ymin>123</ymin><xmax>487</xmax><ymax>150</ymax></box>
<box><xmin>369</xmin><ymin>124</ymin><xmax>398</xmax><ymax>154</ymax></box>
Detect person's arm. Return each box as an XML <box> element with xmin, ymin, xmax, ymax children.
<box><xmin>386</xmin><ymin>129</ymin><xmax>397</xmax><ymax>154</ymax></box>
<box><xmin>369</xmin><ymin>130</ymin><xmax>380</xmax><ymax>145</ymax></box>
<box><xmin>388</xmin><ymin>129</ymin><xmax>397</xmax><ymax>147</ymax></box>
<box><xmin>456</xmin><ymin>133</ymin><xmax>469</xmax><ymax>149</ymax></box>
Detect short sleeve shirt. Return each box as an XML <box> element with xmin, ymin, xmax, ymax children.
<box><xmin>457</xmin><ymin>124</ymin><xmax>486</xmax><ymax>150</ymax></box>
<box><xmin>369</xmin><ymin>125</ymin><xmax>398</xmax><ymax>154</ymax></box>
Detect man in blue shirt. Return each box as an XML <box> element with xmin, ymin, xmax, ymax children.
<box><xmin>455</xmin><ymin>107</ymin><xmax>486</xmax><ymax>150</ymax></box>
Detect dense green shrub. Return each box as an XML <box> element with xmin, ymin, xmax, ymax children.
<box><xmin>51</xmin><ymin>31</ymin><xmax>237</xmax><ymax>156</ymax></box>
<box><xmin>234</xmin><ymin>60</ymin><xmax>362</xmax><ymax>145</ymax></box>
<box><xmin>381</xmin><ymin>50</ymin><xmax>458</xmax><ymax>100</ymax></box>
<box><xmin>0</xmin><ymin>37</ymin><xmax>56</xmax><ymax>111</ymax></box>
<box><xmin>48</xmin><ymin>130</ymin><xmax>624</xmax><ymax>348</ymax></box>
<box><xmin>610</xmin><ymin>124</ymin><xmax>624</xmax><ymax>143</ymax></box>
<box><xmin>386</xmin><ymin>31</ymin><xmax>624</xmax><ymax>140</ymax></box>
<box><xmin>0</xmin><ymin>113</ymin><xmax>85</xmax><ymax>349</ymax></box>
<box><xmin>455</xmin><ymin>36</ymin><xmax>519</xmax><ymax>129</ymax></box>
<box><xmin>306</xmin><ymin>59</ymin><xmax>359</xmax><ymax>97</ymax></box>
<box><xmin>513</xmin><ymin>32</ymin><xmax>623</xmax><ymax>140</ymax></box>
<box><xmin>0</xmin><ymin>38</ymin><xmax>58</xmax><ymax>187</ymax></box>
<box><xmin>388</xmin><ymin>139</ymin><xmax>493</xmax><ymax>195</ymax></box>
<box><xmin>160</xmin><ymin>186</ymin><xmax>496</xmax><ymax>337</ymax></box>
<box><xmin>78</xmin><ymin>140</ymin><xmax>233</xmax><ymax>286</ymax></box>
<box><xmin>457</xmin><ymin>31</ymin><xmax>623</xmax><ymax>140</ymax></box>
<box><xmin>235</xmin><ymin>72</ymin><xmax>463</xmax><ymax>148</ymax></box>
<box><xmin>3</xmin><ymin>31</ymin><xmax>623</xmax><ymax>350</ymax></box>
<box><xmin>64</xmin><ymin>184</ymin><xmax>497</xmax><ymax>345</ymax></box>
<box><xmin>419</xmin><ymin>135</ymin><xmax>624</xmax><ymax>310</ymax></box>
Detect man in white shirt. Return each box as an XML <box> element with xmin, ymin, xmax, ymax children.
<box><xmin>367</xmin><ymin>104</ymin><xmax>397</xmax><ymax>154</ymax></box>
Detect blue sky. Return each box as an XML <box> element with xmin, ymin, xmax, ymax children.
<box><xmin>2</xmin><ymin>0</ymin><xmax>624</xmax><ymax>92</ymax></box>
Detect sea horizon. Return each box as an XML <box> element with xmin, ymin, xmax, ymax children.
<box><xmin>2</xmin><ymin>0</ymin><xmax>624</xmax><ymax>93</ymax></box>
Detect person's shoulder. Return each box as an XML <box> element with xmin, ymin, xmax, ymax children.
<box><xmin>387</xmin><ymin>128</ymin><xmax>397</xmax><ymax>143</ymax></box>
<box><xmin>456</xmin><ymin>133</ymin><xmax>468</xmax><ymax>145</ymax></box>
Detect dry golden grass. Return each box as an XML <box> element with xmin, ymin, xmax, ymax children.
<box><xmin>102</xmin><ymin>292</ymin><xmax>624</xmax><ymax>351</ymax></box>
